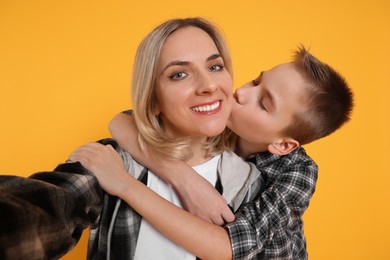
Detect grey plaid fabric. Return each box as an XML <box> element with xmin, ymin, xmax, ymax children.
<box><xmin>87</xmin><ymin>168</ymin><xmax>149</xmax><ymax>260</ymax></box>
<box><xmin>0</xmin><ymin>138</ymin><xmax>145</xmax><ymax>260</ymax></box>
<box><xmin>0</xmin><ymin>138</ymin><xmax>264</xmax><ymax>260</ymax></box>
<box><xmin>226</xmin><ymin>146</ymin><xmax>318</xmax><ymax>260</ymax></box>
<box><xmin>0</xmin><ymin>159</ymin><xmax>103</xmax><ymax>260</ymax></box>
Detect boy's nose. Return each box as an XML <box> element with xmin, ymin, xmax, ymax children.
<box><xmin>234</xmin><ymin>85</ymin><xmax>250</xmax><ymax>104</ymax></box>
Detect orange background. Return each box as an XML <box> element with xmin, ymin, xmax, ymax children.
<box><xmin>1</xmin><ymin>0</ymin><xmax>389</xmax><ymax>259</ymax></box>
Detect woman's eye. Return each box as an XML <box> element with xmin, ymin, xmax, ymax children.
<box><xmin>210</xmin><ymin>64</ymin><xmax>224</xmax><ymax>71</ymax></box>
<box><xmin>170</xmin><ymin>71</ymin><xmax>188</xmax><ymax>80</ymax></box>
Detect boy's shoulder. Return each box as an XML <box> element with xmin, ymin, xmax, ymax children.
<box><xmin>248</xmin><ymin>146</ymin><xmax>318</xmax><ymax>191</ymax></box>
<box><xmin>285</xmin><ymin>146</ymin><xmax>316</xmax><ymax>164</ymax></box>
<box><xmin>248</xmin><ymin>146</ymin><xmax>318</xmax><ymax>170</ymax></box>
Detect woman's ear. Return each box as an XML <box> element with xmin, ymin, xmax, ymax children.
<box><xmin>268</xmin><ymin>138</ymin><xmax>299</xmax><ymax>155</ymax></box>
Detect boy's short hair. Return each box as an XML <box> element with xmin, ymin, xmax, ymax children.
<box><xmin>281</xmin><ymin>46</ymin><xmax>354</xmax><ymax>145</ymax></box>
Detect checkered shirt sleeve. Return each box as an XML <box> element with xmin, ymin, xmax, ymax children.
<box><xmin>226</xmin><ymin>147</ymin><xmax>318</xmax><ymax>260</ymax></box>
<box><xmin>0</xmin><ymin>161</ymin><xmax>103</xmax><ymax>260</ymax></box>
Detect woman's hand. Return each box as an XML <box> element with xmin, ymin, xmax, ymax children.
<box><xmin>69</xmin><ymin>142</ymin><xmax>130</xmax><ymax>197</ymax></box>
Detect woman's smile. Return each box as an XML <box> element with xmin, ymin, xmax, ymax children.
<box><xmin>191</xmin><ymin>100</ymin><xmax>221</xmax><ymax>113</ymax></box>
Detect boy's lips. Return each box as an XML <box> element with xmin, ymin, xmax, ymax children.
<box><xmin>191</xmin><ymin>100</ymin><xmax>221</xmax><ymax>112</ymax></box>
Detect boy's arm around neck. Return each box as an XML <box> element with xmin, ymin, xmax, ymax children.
<box><xmin>226</xmin><ymin>148</ymin><xmax>318</xmax><ymax>259</ymax></box>
<box><xmin>109</xmin><ymin>110</ymin><xmax>235</xmax><ymax>225</ymax></box>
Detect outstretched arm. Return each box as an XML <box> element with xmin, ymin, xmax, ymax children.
<box><xmin>109</xmin><ymin>111</ymin><xmax>235</xmax><ymax>225</ymax></box>
<box><xmin>0</xmin><ymin>162</ymin><xmax>103</xmax><ymax>259</ymax></box>
<box><xmin>69</xmin><ymin>142</ymin><xmax>232</xmax><ymax>260</ymax></box>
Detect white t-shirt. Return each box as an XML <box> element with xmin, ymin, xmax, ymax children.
<box><xmin>134</xmin><ymin>154</ymin><xmax>221</xmax><ymax>260</ymax></box>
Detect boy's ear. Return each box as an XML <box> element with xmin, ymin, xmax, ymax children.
<box><xmin>268</xmin><ymin>138</ymin><xmax>299</xmax><ymax>155</ymax></box>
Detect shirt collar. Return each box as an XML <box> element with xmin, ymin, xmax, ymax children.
<box><xmin>246</xmin><ymin>151</ymin><xmax>281</xmax><ymax>167</ymax></box>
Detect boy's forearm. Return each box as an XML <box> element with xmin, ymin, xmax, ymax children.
<box><xmin>109</xmin><ymin>112</ymin><xmax>139</xmax><ymax>154</ymax></box>
<box><xmin>109</xmin><ymin>110</ymin><xmax>234</xmax><ymax>224</ymax></box>
<box><xmin>108</xmin><ymin>110</ymin><xmax>204</xmax><ymax>191</ymax></box>
<box><xmin>109</xmin><ymin>111</ymin><xmax>178</xmax><ymax>181</ymax></box>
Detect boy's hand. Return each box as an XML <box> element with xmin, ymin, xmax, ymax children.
<box><xmin>173</xmin><ymin>167</ymin><xmax>236</xmax><ymax>225</ymax></box>
<box><xmin>136</xmin><ymin>151</ymin><xmax>235</xmax><ymax>225</ymax></box>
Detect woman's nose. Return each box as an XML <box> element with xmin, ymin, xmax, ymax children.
<box><xmin>196</xmin><ymin>73</ymin><xmax>218</xmax><ymax>94</ymax></box>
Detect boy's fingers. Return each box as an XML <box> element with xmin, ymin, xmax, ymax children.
<box><xmin>211</xmin><ymin>215</ymin><xmax>224</xmax><ymax>226</ymax></box>
<box><xmin>222</xmin><ymin>208</ymin><xmax>235</xmax><ymax>224</ymax></box>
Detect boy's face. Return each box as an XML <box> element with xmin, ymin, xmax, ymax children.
<box><xmin>227</xmin><ymin>63</ymin><xmax>307</xmax><ymax>154</ymax></box>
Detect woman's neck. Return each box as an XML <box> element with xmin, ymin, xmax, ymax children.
<box><xmin>186</xmin><ymin>137</ymin><xmax>213</xmax><ymax>167</ymax></box>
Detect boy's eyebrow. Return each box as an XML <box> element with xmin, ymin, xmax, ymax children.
<box><xmin>161</xmin><ymin>53</ymin><xmax>222</xmax><ymax>74</ymax></box>
<box><xmin>253</xmin><ymin>71</ymin><xmax>264</xmax><ymax>85</ymax></box>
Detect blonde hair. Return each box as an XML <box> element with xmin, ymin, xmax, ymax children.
<box><xmin>132</xmin><ymin>17</ymin><xmax>234</xmax><ymax>161</ymax></box>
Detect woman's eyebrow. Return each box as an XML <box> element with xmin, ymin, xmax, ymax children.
<box><xmin>161</xmin><ymin>61</ymin><xmax>189</xmax><ymax>73</ymax></box>
<box><xmin>161</xmin><ymin>53</ymin><xmax>222</xmax><ymax>74</ymax></box>
<box><xmin>207</xmin><ymin>53</ymin><xmax>222</xmax><ymax>61</ymax></box>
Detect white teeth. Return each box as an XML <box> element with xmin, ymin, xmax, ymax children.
<box><xmin>192</xmin><ymin>101</ymin><xmax>220</xmax><ymax>112</ymax></box>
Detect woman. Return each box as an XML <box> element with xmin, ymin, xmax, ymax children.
<box><xmin>70</xmin><ymin>17</ymin><xmax>262</xmax><ymax>260</ymax></box>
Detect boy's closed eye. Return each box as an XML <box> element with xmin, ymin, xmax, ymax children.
<box><xmin>260</xmin><ymin>99</ymin><xmax>268</xmax><ymax>111</ymax></box>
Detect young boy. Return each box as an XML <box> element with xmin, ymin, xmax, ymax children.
<box><xmin>106</xmin><ymin>46</ymin><xmax>354</xmax><ymax>259</ymax></box>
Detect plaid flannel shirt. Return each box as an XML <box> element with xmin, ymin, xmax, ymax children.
<box><xmin>0</xmin><ymin>159</ymin><xmax>103</xmax><ymax>259</ymax></box>
<box><xmin>0</xmin><ymin>138</ymin><xmax>161</xmax><ymax>260</ymax></box>
<box><xmin>226</xmin><ymin>146</ymin><xmax>318</xmax><ymax>260</ymax></box>
<box><xmin>0</xmin><ymin>139</ymin><xmax>263</xmax><ymax>260</ymax></box>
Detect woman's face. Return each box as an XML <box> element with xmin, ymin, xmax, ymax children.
<box><xmin>155</xmin><ymin>26</ymin><xmax>233</xmax><ymax>140</ymax></box>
